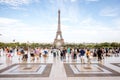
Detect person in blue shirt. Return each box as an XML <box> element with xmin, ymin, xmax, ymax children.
<box><xmin>79</xmin><ymin>48</ymin><xmax>85</xmax><ymax>63</ymax></box>
<box><xmin>67</xmin><ymin>47</ymin><xmax>71</xmax><ymax>58</ymax></box>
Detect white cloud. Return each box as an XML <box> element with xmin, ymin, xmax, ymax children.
<box><xmin>100</xmin><ymin>7</ymin><xmax>119</xmax><ymax>17</ymax></box>
<box><xmin>0</xmin><ymin>0</ymin><xmax>31</xmax><ymax>10</ymax></box>
<box><xmin>0</xmin><ymin>26</ymin><xmax>55</xmax><ymax>43</ymax></box>
<box><xmin>63</xmin><ymin>26</ymin><xmax>120</xmax><ymax>43</ymax></box>
<box><xmin>61</xmin><ymin>16</ymin><xmax>120</xmax><ymax>43</ymax></box>
<box><xmin>79</xmin><ymin>17</ymin><xmax>106</xmax><ymax>30</ymax></box>
<box><xmin>0</xmin><ymin>0</ymin><xmax>30</xmax><ymax>6</ymax></box>
<box><xmin>10</xmin><ymin>6</ymin><xmax>27</xmax><ymax>10</ymax></box>
<box><xmin>0</xmin><ymin>17</ymin><xmax>18</xmax><ymax>25</ymax></box>
<box><xmin>80</xmin><ymin>17</ymin><xmax>96</xmax><ymax>26</ymax></box>
<box><xmin>112</xmin><ymin>18</ymin><xmax>120</xmax><ymax>31</ymax></box>
<box><xmin>0</xmin><ymin>17</ymin><xmax>27</xmax><ymax>27</ymax></box>
<box><xmin>0</xmin><ymin>17</ymin><xmax>56</xmax><ymax>43</ymax></box>
<box><xmin>113</xmin><ymin>18</ymin><xmax>120</xmax><ymax>26</ymax></box>
<box><xmin>0</xmin><ymin>0</ymin><xmax>41</xmax><ymax>10</ymax></box>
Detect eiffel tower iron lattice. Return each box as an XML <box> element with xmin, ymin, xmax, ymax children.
<box><xmin>54</xmin><ymin>10</ymin><xmax>64</xmax><ymax>47</ymax></box>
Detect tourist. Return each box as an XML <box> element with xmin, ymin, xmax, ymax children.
<box><xmin>115</xmin><ymin>48</ymin><xmax>119</xmax><ymax>57</ymax></box>
<box><xmin>97</xmin><ymin>48</ymin><xmax>103</xmax><ymax>62</ymax></box>
<box><xmin>9</xmin><ymin>48</ymin><xmax>13</xmax><ymax>57</ymax></box>
<box><xmin>62</xmin><ymin>48</ymin><xmax>67</xmax><ymax>59</ymax></box>
<box><xmin>52</xmin><ymin>48</ymin><xmax>57</xmax><ymax>58</ymax></box>
<box><xmin>22</xmin><ymin>48</ymin><xmax>28</xmax><ymax>62</ymax></box>
<box><xmin>35</xmin><ymin>48</ymin><xmax>40</xmax><ymax>60</ymax></box>
<box><xmin>86</xmin><ymin>49</ymin><xmax>91</xmax><ymax>64</ymax></box>
<box><xmin>59</xmin><ymin>49</ymin><xmax>63</xmax><ymax>60</ymax></box>
<box><xmin>39</xmin><ymin>48</ymin><xmax>42</xmax><ymax>57</ymax></box>
<box><xmin>67</xmin><ymin>47</ymin><xmax>71</xmax><ymax>57</ymax></box>
<box><xmin>71</xmin><ymin>48</ymin><xmax>75</xmax><ymax>60</ymax></box>
<box><xmin>105</xmin><ymin>48</ymin><xmax>109</xmax><ymax>56</ymax></box>
<box><xmin>102</xmin><ymin>48</ymin><xmax>105</xmax><ymax>59</ymax></box>
<box><xmin>73</xmin><ymin>48</ymin><xmax>77</xmax><ymax>60</ymax></box>
<box><xmin>93</xmin><ymin>48</ymin><xmax>97</xmax><ymax>57</ymax></box>
<box><xmin>5</xmin><ymin>47</ymin><xmax>9</xmax><ymax>57</ymax></box>
<box><xmin>43</xmin><ymin>48</ymin><xmax>48</xmax><ymax>57</ymax></box>
<box><xmin>30</xmin><ymin>48</ymin><xmax>35</xmax><ymax>61</ymax></box>
<box><xmin>79</xmin><ymin>48</ymin><xmax>85</xmax><ymax>63</ymax></box>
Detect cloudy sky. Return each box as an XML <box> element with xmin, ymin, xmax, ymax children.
<box><xmin>0</xmin><ymin>0</ymin><xmax>120</xmax><ymax>43</ymax></box>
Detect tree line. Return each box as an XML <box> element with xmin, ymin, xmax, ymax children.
<box><xmin>0</xmin><ymin>42</ymin><xmax>120</xmax><ymax>48</ymax></box>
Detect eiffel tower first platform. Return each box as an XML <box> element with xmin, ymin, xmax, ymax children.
<box><xmin>53</xmin><ymin>10</ymin><xmax>64</xmax><ymax>47</ymax></box>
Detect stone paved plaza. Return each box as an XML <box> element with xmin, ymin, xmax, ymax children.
<box><xmin>0</xmin><ymin>53</ymin><xmax>120</xmax><ymax>80</ymax></box>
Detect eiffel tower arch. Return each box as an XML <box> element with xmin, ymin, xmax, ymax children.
<box><xmin>53</xmin><ymin>10</ymin><xmax>64</xmax><ymax>47</ymax></box>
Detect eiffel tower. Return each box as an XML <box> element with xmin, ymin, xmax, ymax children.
<box><xmin>54</xmin><ymin>10</ymin><xmax>64</xmax><ymax>47</ymax></box>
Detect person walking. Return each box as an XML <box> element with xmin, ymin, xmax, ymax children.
<box><xmin>86</xmin><ymin>49</ymin><xmax>91</xmax><ymax>64</ymax></box>
<box><xmin>67</xmin><ymin>47</ymin><xmax>71</xmax><ymax>59</ymax></box>
<box><xmin>97</xmin><ymin>48</ymin><xmax>103</xmax><ymax>62</ymax></box>
<box><xmin>79</xmin><ymin>48</ymin><xmax>85</xmax><ymax>64</ymax></box>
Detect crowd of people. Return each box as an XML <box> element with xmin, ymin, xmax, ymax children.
<box><xmin>0</xmin><ymin>47</ymin><xmax>120</xmax><ymax>63</ymax></box>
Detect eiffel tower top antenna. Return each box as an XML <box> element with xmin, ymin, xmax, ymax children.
<box><xmin>58</xmin><ymin>9</ymin><xmax>61</xmax><ymax>32</ymax></box>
